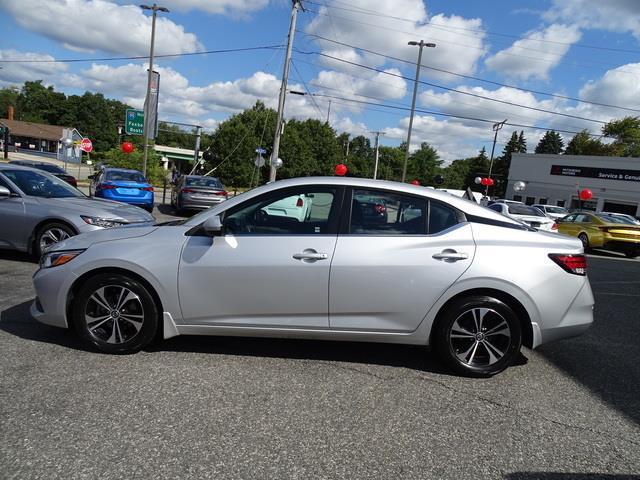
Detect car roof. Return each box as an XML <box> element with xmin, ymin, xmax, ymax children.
<box><xmin>103</xmin><ymin>167</ymin><xmax>144</xmax><ymax>174</ymax></box>
<box><xmin>0</xmin><ymin>163</ymin><xmax>42</xmax><ymax>171</ymax></box>
<box><xmin>185</xmin><ymin>175</ymin><xmax>220</xmax><ymax>180</ymax></box>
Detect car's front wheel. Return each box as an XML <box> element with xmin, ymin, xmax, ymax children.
<box><xmin>433</xmin><ymin>295</ymin><xmax>522</xmax><ymax>377</ymax></box>
<box><xmin>35</xmin><ymin>222</ymin><xmax>75</xmax><ymax>257</ymax></box>
<box><xmin>72</xmin><ymin>273</ymin><xmax>159</xmax><ymax>354</ymax></box>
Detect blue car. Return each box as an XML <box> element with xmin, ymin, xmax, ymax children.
<box><xmin>90</xmin><ymin>167</ymin><xmax>154</xmax><ymax>212</ymax></box>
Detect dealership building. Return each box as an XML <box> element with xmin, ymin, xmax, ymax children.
<box><xmin>506</xmin><ymin>153</ymin><xmax>640</xmax><ymax>216</ymax></box>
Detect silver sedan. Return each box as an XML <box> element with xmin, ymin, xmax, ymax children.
<box><xmin>0</xmin><ymin>163</ymin><xmax>154</xmax><ymax>256</ymax></box>
<box><xmin>31</xmin><ymin>177</ymin><xmax>594</xmax><ymax>376</ymax></box>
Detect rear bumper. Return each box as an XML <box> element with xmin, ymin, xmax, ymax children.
<box><xmin>537</xmin><ymin>279</ymin><xmax>594</xmax><ymax>347</ymax></box>
<box><xmin>97</xmin><ymin>190</ymin><xmax>154</xmax><ymax>208</ymax></box>
<box><xmin>603</xmin><ymin>239</ymin><xmax>640</xmax><ymax>253</ymax></box>
<box><xmin>179</xmin><ymin>195</ymin><xmax>226</xmax><ymax>209</ymax></box>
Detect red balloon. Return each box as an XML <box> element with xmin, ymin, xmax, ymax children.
<box><xmin>480</xmin><ymin>177</ymin><xmax>490</xmax><ymax>186</ymax></box>
<box><xmin>410</xmin><ymin>179</ymin><xmax>420</xmax><ymax>185</ymax></box>
<box><xmin>579</xmin><ymin>188</ymin><xmax>593</xmax><ymax>200</ymax></box>
<box><xmin>487</xmin><ymin>178</ymin><xmax>495</xmax><ymax>186</ymax></box>
<box><xmin>334</xmin><ymin>163</ymin><xmax>348</xmax><ymax>176</ymax></box>
<box><xmin>121</xmin><ymin>142</ymin><xmax>135</xmax><ymax>153</ymax></box>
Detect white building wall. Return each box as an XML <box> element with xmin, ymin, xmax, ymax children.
<box><xmin>506</xmin><ymin>154</ymin><xmax>640</xmax><ymax>216</ymax></box>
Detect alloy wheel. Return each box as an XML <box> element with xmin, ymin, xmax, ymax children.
<box><xmin>449</xmin><ymin>307</ymin><xmax>512</xmax><ymax>367</ymax></box>
<box><xmin>39</xmin><ymin>227</ymin><xmax>70</xmax><ymax>252</ymax></box>
<box><xmin>84</xmin><ymin>285</ymin><xmax>145</xmax><ymax>344</ymax></box>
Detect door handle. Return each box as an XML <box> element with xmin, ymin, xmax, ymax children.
<box><xmin>293</xmin><ymin>252</ymin><xmax>328</xmax><ymax>261</ymax></box>
<box><xmin>432</xmin><ymin>250</ymin><xmax>468</xmax><ymax>261</ymax></box>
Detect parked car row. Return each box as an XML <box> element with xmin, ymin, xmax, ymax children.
<box><xmin>0</xmin><ymin>161</ymin><xmax>231</xmax><ymax>256</ymax></box>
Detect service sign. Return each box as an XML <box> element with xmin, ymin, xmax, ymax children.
<box><xmin>550</xmin><ymin>164</ymin><xmax>640</xmax><ymax>183</ymax></box>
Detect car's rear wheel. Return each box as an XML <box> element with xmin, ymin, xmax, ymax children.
<box><xmin>72</xmin><ymin>273</ymin><xmax>159</xmax><ymax>354</ymax></box>
<box><xmin>578</xmin><ymin>233</ymin><xmax>590</xmax><ymax>252</ymax></box>
<box><xmin>433</xmin><ymin>295</ymin><xmax>522</xmax><ymax>377</ymax></box>
<box><xmin>35</xmin><ymin>222</ymin><xmax>75</xmax><ymax>258</ymax></box>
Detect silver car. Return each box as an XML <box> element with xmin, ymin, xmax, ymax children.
<box><xmin>171</xmin><ymin>175</ymin><xmax>227</xmax><ymax>212</ymax></box>
<box><xmin>0</xmin><ymin>163</ymin><xmax>154</xmax><ymax>256</ymax></box>
<box><xmin>31</xmin><ymin>177</ymin><xmax>594</xmax><ymax>377</ymax></box>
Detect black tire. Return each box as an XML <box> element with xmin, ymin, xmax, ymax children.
<box><xmin>34</xmin><ymin>222</ymin><xmax>75</xmax><ymax>258</ymax></box>
<box><xmin>578</xmin><ymin>233</ymin><xmax>590</xmax><ymax>252</ymax></box>
<box><xmin>433</xmin><ymin>295</ymin><xmax>522</xmax><ymax>377</ymax></box>
<box><xmin>72</xmin><ymin>273</ymin><xmax>159</xmax><ymax>354</ymax></box>
<box><xmin>624</xmin><ymin>250</ymin><xmax>639</xmax><ymax>259</ymax></box>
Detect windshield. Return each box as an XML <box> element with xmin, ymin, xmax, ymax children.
<box><xmin>186</xmin><ymin>177</ymin><xmax>223</xmax><ymax>188</ymax></box>
<box><xmin>106</xmin><ymin>170</ymin><xmax>146</xmax><ymax>183</ymax></box>
<box><xmin>508</xmin><ymin>204</ymin><xmax>545</xmax><ymax>216</ymax></box>
<box><xmin>2</xmin><ymin>169</ymin><xmax>84</xmax><ymax>198</ymax></box>
<box><xmin>545</xmin><ymin>206</ymin><xmax>567</xmax><ymax>214</ymax></box>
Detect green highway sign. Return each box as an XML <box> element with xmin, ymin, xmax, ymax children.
<box><xmin>125</xmin><ymin>109</ymin><xmax>144</xmax><ymax>135</ymax></box>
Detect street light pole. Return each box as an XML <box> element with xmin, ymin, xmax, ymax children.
<box><xmin>371</xmin><ymin>130</ymin><xmax>384</xmax><ymax>179</ymax></box>
<box><xmin>402</xmin><ymin>40</ymin><xmax>435</xmax><ymax>183</ymax></box>
<box><xmin>140</xmin><ymin>3</ymin><xmax>169</xmax><ymax>178</ymax></box>
<box><xmin>486</xmin><ymin>119</ymin><xmax>507</xmax><ymax>196</ymax></box>
<box><xmin>270</xmin><ymin>0</ymin><xmax>302</xmax><ymax>183</ymax></box>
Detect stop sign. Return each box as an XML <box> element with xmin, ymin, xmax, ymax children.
<box><xmin>80</xmin><ymin>138</ymin><xmax>93</xmax><ymax>153</ymax></box>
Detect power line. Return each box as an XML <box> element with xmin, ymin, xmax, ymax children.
<box><xmin>305</xmin><ymin>0</ymin><xmax>640</xmax><ymax>54</ymax></box>
<box><xmin>300</xmin><ymin>32</ymin><xmax>640</xmax><ymax>113</ymax></box>
<box><xmin>295</xmin><ymin>48</ymin><xmax>612</xmax><ymax>124</ymax></box>
<box><xmin>0</xmin><ymin>45</ymin><xmax>285</xmax><ymax>64</ymax></box>
<box><xmin>290</xmin><ymin>59</ymin><xmax>325</xmax><ymax>118</ymax></box>
<box><xmin>303</xmin><ymin>7</ymin><xmax>640</xmax><ymax>76</ymax></box>
<box><xmin>301</xmin><ymin>90</ymin><xmax>606</xmax><ymax>137</ymax></box>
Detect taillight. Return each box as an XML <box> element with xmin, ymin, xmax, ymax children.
<box><xmin>97</xmin><ymin>184</ymin><xmax>115</xmax><ymax>190</ymax></box>
<box><xmin>374</xmin><ymin>204</ymin><xmax>386</xmax><ymax>214</ymax></box>
<box><xmin>296</xmin><ymin>198</ymin><xmax>304</xmax><ymax>207</ymax></box>
<box><xmin>140</xmin><ymin>186</ymin><xmax>154</xmax><ymax>192</ymax></box>
<box><xmin>181</xmin><ymin>188</ymin><xmax>194</xmax><ymax>194</ymax></box>
<box><xmin>221</xmin><ymin>191</ymin><xmax>228</xmax><ymax>197</ymax></box>
<box><xmin>598</xmin><ymin>226</ymin><xmax>610</xmax><ymax>232</ymax></box>
<box><xmin>549</xmin><ymin>254</ymin><xmax>587</xmax><ymax>276</ymax></box>
<box><xmin>551</xmin><ymin>222</ymin><xmax>558</xmax><ymax>230</ymax></box>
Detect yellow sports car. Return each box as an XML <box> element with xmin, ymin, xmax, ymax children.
<box><xmin>557</xmin><ymin>212</ymin><xmax>640</xmax><ymax>258</ymax></box>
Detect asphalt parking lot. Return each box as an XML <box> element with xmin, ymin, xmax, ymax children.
<box><xmin>1</xmin><ymin>207</ymin><xmax>639</xmax><ymax>480</ymax></box>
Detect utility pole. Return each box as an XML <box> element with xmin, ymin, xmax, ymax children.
<box><xmin>402</xmin><ymin>40</ymin><xmax>436</xmax><ymax>183</ymax></box>
<box><xmin>326</xmin><ymin>99</ymin><xmax>331</xmax><ymax>124</ymax></box>
<box><xmin>371</xmin><ymin>131</ymin><xmax>384</xmax><ymax>179</ymax></box>
<box><xmin>140</xmin><ymin>3</ymin><xmax>169</xmax><ymax>178</ymax></box>
<box><xmin>270</xmin><ymin>0</ymin><xmax>302</xmax><ymax>183</ymax></box>
<box><xmin>486</xmin><ymin>119</ymin><xmax>507</xmax><ymax>196</ymax></box>
<box><xmin>193</xmin><ymin>125</ymin><xmax>202</xmax><ymax>167</ymax></box>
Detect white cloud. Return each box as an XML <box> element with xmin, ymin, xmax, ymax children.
<box><xmin>305</xmin><ymin>1</ymin><xmax>487</xmax><ymax>81</ymax></box>
<box><xmin>485</xmin><ymin>24</ymin><xmax>582</xmax><ymax>80</ymax></box>
<box><xmin>160</xmin><ymin>0</ymin><xmax>269</xmax><ymax>16</ymax></box>
<box><xmin>544</xmin><ymin>0</ymin><xmax>640</xmax><ymax>40</ymax></box>
<box><xmin>58</xmin><ymin>62</ymin><xmax>325</xmax><ymax>122</ymax></box>
<box><xmin>0</xmin><ymin>0</ymin><xmax>202</xmax><ymax>56</ymax></box>
<box><xmin>332</xmin><ymin>117</ymin><xmax>369</xmax><ymax>137</ymax></box>
<box><xmin>0</xmin><ymin>50</ymin><xmax>68</xmax><ymax>86</ymax></box>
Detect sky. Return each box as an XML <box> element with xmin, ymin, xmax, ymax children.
<box><xmin>1</xmin><ymin>0</ymin><xmax>639</xmax><ymax>163</ymax></box>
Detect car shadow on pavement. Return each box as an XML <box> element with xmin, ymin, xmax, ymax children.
<box><xmin>537</xmin><ymin>258</ymin><xmax>640</xmax><ymax>426</ymax></box>
<box><xmin>0</xmin><ymin>249</ymin><xmax>37</xmax><ymax>263</ymax></box>
<box><xmin>0</xmin><ymin>300</ymin><xmax>94</xmax><ymax>353</ymax></box>
<box><xmin>151</xmin><ymin>334</ymin><xmax>528</xmax><ymax>377</ymax></box>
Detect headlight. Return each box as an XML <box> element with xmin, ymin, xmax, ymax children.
<box><xmin>40</xmin><ymin>250</ymin><xmax>85</xmax><ymax>269</ymax></box>
<box><xmin>81</xmin><ymin>216</ymin><xmax>127</xmax><ymax>228</ymax></box>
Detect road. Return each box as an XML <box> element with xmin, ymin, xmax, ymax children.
<box><xmin>0</xmin><ymin>214</ymin><xmax>639</xmax><ymax>479</ymax></box>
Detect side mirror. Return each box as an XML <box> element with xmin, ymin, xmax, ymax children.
<box><xmin>0</xmin><ymin>186</ymin><xmax>10</xmax><ymax>198</ymax></box>
<box><xmin>202</xmin><ymin>215</ymin><xmax>223</xmax><ymax>236</ymax></box>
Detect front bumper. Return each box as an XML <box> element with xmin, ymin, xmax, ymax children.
<box><xmin>31</xmin><ymin>263</ymin><xmax>78</xmax><ymax>329</ymax></box>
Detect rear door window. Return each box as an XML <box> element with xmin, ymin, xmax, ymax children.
<box><xmin>349</xmin><ymin>189</ymin><xmax>427</xmax><ymax>235</ymax></box>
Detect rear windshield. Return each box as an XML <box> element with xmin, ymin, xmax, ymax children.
<box><xmin>508</xmin><ymin>204</ymin><xmax>545</xmax><ymax>216</ymax></box>
<box><xmin>544</xmin><ymin>206</ymin><xmax>567</xmax><ymax>214</ymax></box>
<box><xmin>105</xmin><ymin>171</ymin><xmax>146</xmax><ymax>183</ymax></box>
<box><xmin>596</xmin><ymin>214</ymin><xmax>636</xmax><ymax>225</ymax></box>
<box><xmin>36</xmin><ymin>164</ymin><xmax>66</xmax><ymax>174</ymax></box>
<box><xmin>186</xmin><ymin>177</ymin><xmax>223</xmax><ymax>188</ymax></box>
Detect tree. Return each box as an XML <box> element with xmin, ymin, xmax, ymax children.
<box><xmin>517</xmin><ymin>130</ymin><xmax>527</xmax><ymax>153</ymax></box>
<box><xmin>0</xmin><ymin>86</ymin><xmax>19</xmax><ymax>118</ymax></box>
<box><xmin>564</xmin><ymin>130</ymin><xmax>611</xmax><ymax>156</ymax></box>
<box><xmin>405</xmin><ymin>142</ymin><xmax>441</xmax><ymax>185</ymax></box>
<box><xmin>602</xmin><ymin>116</ymin><xmax>640</xmax><ymax>157</ymax></box>
<box><xmin>535</xmin><ymin>130</ymin><xmax>564</xmax><ymax>154</ymax></box>
<box><xmin>16</xmin><ymin>81</ymin><xmax>66</xmax><ymax>125</ymax></box>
